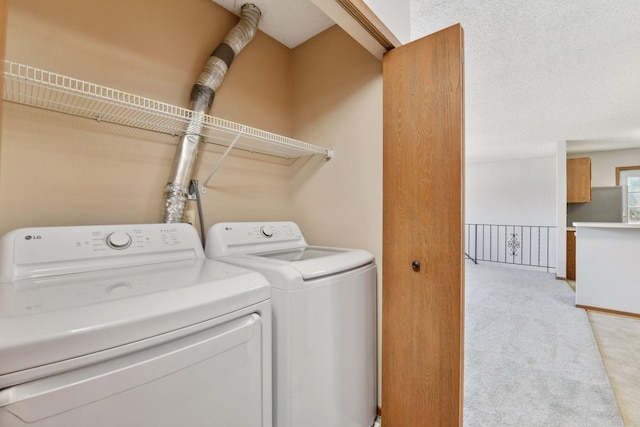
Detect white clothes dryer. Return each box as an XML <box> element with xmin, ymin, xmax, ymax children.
<box><xmin>0</xmin><ymin>223</ymin><xmax>271</xmax><ymax>427</ymax></box>
<box><xmin>205</xmin><ymin>221</ymin><xmax>377</xmax><ymax>427</ymax></box>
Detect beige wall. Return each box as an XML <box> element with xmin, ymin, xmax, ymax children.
<box><xmin>0</xmin><ymin>0</ymin><xmax>6</xmax><ymax>177</ymax></box>
<box><xmin>1</xmin><ymin>0</ymin><xmax>294</xmax><ymax>236</ymax></box>
<box><xmin>291</xmin><ymin>25</ymin><xmax>383</xmax><ymax>400</ymax></box>
<box><xmin>292</xmin><ymin>26</ymin><xmax>382</xmax><ymax>255</ymax></box>
<box><xmin>1</xmin><ymin>0</ymin><xmax>383</xmax><ymax>248</ymax></box>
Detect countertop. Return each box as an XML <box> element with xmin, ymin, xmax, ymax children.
<box><xmin>573</xmin><ymin>222</ymin><xmax>640</xmax><ymax>229</ymax></box>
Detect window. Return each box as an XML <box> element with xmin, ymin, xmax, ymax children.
<box><xmin>616</xmin><ymin>166</ymin><xmax>640</xmax><ymax>223</ymax></box>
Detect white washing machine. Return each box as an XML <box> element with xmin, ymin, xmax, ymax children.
<box><xmin>205</xmin><ymin>221</ymin><xmax>377</xmax><ymax>427</ymax></box>
<box><xmin>0</xmin><ymin>223</ymin><xmax>271</xmax><ymax>427</ymax></box>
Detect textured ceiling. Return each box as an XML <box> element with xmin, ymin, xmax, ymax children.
<box><xmin>410</xmin><ymin>0</ymin><xmax>640</xmax><ymax>162</ymax></box>
<box><xmin>212</xmin><ymin>1</ymin><xmax>640</xmax><ymax>163</ymax></box>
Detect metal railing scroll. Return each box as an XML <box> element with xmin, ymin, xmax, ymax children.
<box><xmin>465</xmin><ymin>224</ymin><xmax>556</xmax><ymax>272</ymax></box>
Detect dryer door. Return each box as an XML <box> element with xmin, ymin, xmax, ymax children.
<box><xmin>0</xmin><ymin>313</ymin><xmax>267</xmax><ymax>427</ymax></box>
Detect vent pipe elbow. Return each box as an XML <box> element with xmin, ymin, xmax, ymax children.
<box><xmin>162</xmin><ymin>4</ymin><xmax>261</xmax><ymax>224</ymax></box>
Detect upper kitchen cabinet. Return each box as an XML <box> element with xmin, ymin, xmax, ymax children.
<box><xmin>567</xmin><ymin>157</ymin><xmax>591</xmax><ymax>203</ymax></box>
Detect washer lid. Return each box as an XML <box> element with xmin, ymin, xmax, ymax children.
<box><xmin>253</xmin><ymin>246</ymin><xmax>374</xmax><ymax>279</ymax></box>
<box><xmin>0</xmin><ymin>259</ymin><xmax>270</xmax><ymax>379</ymax></box>
<box><xmin>205</xmin><ymin>221</ymin><xmax>375</xmax><ymax>280</ymax></box>
<box><xmin>256</xmin><ymin>247</ymin><xmax>345</xmax><ymax>261</ymax></box>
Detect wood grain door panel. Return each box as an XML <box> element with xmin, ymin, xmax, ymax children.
<box><xmin>567</xmin><ymin>157</ymin><xmax>592</xmax><ymax>203</ymax></box>
<box><xmin>382</xmin><ymin>24</ymin><xmax>465</xmax><ymax>427</ymax></box>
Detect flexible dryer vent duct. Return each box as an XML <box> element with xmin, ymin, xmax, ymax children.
<box><xmin>162</xmin><ymin>3</ymin><xmax>261</xmax><ymax>223</ymax></box>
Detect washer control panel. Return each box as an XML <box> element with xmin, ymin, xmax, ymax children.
<box><xmin>205</xmin><ymin>221</ymin><xmax>308</xmax><ymax>257</ymax></box>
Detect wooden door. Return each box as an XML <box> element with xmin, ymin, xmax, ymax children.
<box><xmin>382</xmin><ymin>24</ymin><xmax>465</xmax><ymax>426</ymax></box>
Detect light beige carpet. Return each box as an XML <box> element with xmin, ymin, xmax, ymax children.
<box><xmin>465</xmin><ymin>264</ymin><xmax>623</xmax><ymax>426</ymax></box>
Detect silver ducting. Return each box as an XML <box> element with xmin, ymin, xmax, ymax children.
<box><xmin>162</xmin><ymin>3</ymin><xmax>261</xmax><ymax>223</ymax></box>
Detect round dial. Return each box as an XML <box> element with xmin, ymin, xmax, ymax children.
<box><xmin>260</xmin><ymin>226</ymin><xmax>274</xmax><ymax>238</ymax></box>
<box><xmin>106</xmin><ymin>231</ymin><xmax>132</xmax><ymax>249</ymax></box>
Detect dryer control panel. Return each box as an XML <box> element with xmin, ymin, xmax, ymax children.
<box><xmin>0</xmin><ymin>224</ymin><xmax>204</xmax><ymax>282</ymax></box>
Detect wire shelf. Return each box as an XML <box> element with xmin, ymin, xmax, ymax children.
<box><xmin>2</xmin><ymin>60</ymin><xmax>332</xmax><ymax>159</ymax></box>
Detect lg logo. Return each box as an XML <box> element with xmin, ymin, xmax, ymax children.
<box><xmin>24</xmin><ymin>235</ymin><xmax>42</xmax><ymax>241</ymax></box>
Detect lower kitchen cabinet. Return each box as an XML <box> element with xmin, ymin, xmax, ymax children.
<box><xmin>566</xmin><ymin>230</ymin><xmax>576</xmax><ymax>281</ymax></box>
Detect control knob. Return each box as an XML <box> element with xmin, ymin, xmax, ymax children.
<box><xmin>106</xmin><ymin>231</ymin><xmax>132</xmax><ymax>250</ymax></box>
<box><xmin>260</xmin><ymin>226</ymin><xmax>274</xmax><ymax>238</ymax></box>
